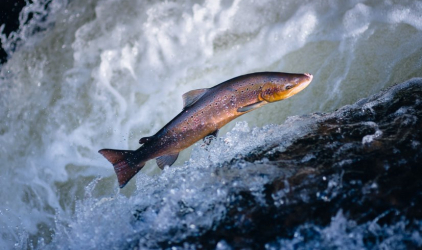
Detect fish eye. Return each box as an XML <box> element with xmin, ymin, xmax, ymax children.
<box><xmin>285</xmin><ymin>84</ymin><xmax>294</xmax><ymax>90</ymax></box>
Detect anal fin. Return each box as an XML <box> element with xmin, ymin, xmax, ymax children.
<box><xmin>203</xmin><ymin>129</ymin><xmax>219</xmax><ymax>145</ymax></box>
<box><xmin>156</xmin><ymin>153</ymin><xmax>179</xmax><ymax>170</ymax></box>
<box><xmin>237</xmin><ymin>101</ymin><xmax>266</xmax><ymax>113</ymax></box>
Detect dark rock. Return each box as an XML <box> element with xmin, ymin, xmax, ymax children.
<box><xmin>0</xmin><ymin>0</ymin><xmax>27</xmax><ymax>64</ymax></box>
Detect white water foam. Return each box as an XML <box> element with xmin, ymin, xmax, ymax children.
<box><xmin>1</xmin><ymin>0</ymin><xmax>422</xmax><ymax>248</ymax></box>
<box><xmin>271</xmin><ymin>210</ymin><xmax>422</xmax><ymax>250</ymax></box>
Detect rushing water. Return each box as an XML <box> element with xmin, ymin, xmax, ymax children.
<box><xmin>1</xmin><ymin>0</ymin><xmax>422</xmax><ymax>249</ymax></box>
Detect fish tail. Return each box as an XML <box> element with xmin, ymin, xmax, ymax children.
<box><xmin>98</xmin><ymin>149</ymin><xmax>146</xmax><ymax>188</ymax></box>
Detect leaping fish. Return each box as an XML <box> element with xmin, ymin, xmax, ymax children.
<box><xmin>99</xmin><ymin>72</ymin><xmax>313</xmax><ymax>188</ymax></box>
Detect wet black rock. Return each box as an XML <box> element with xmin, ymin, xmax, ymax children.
<box><xmin>131</xmin><ymin>78</ymin><xmax>422</xmax><ymax>249</ymax></box>
<box><xmin>219</xmin><ymin>80</ymin><xmax>422</xmax><ymax>249</ymax></box>
<box><xmin>0</xmin><ymin>0</ymin><xmax>27</xmax><ymax>64</ymax></box>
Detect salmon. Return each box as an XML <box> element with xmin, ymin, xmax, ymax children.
<box><xmin>99</xmin><ymin>72</ymin><xmax>313</xmax><ymax>187</ymax></box>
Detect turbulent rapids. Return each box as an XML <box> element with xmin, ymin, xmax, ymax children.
<box><xmin>1</xmin><ymin>0</ymin><xmax>422</xmax><ymax>249</ymax></box>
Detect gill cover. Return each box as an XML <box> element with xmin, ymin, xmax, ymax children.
<box><xmin>260</xmin><ymin>82</ymin><xmax>292</xmax><ymax>102</ymax></box>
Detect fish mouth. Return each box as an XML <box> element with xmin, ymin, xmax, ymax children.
<box><xmin>299</xmin><ymin>73</ymin><xmax>313</xmax><ymax>87</ymax></box>
<box><xmin>304</xmin><ymin>73</ymin><xmax>313</xmax><ymax>81</ymax></box>
<box><xmin>289</xmin><ymin>73</ymin><xmax>313</xmax><ymax>97</ymax></box>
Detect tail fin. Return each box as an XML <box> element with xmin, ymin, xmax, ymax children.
<box><xmin>98</xmin><ymin>149</ymin><xmax>146</xmax><ymax>188</ymax></box>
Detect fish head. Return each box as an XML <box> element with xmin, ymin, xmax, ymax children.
<box><xmin>259</xmin><ymin>73</ymin><xmax>313</xmax><ymax>102</ymax></box>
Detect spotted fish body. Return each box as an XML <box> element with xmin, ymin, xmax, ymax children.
<box><xmin>99</xmin><ymin>72</ymin><xmax>313</xmax><ymax>187</ymax></box>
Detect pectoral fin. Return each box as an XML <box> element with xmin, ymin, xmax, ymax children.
<box><xmin>182</xmin><ymin>88</ymin><xmax>209</xmax><ymax>109</ymax></box>
<box><xmin>156</xmin><ymin>153</ymin><xmax>179</xmax><ymax>169</ymax></box>
<box><xmin>237</xmin><ymin>101</ymin><xmax>266</xmax><ymax>113</ymax></box>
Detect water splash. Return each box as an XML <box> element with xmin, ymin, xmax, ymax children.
<box><xmin>1</xmin><ymin>0</ymin><xmax>422</xmax><ymax>248</ymax></box>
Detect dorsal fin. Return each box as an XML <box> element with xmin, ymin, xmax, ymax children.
<box><xmin>182</xmin><ymin>88</ymin><xmax>208</xmax><ymax>109</ymax></box>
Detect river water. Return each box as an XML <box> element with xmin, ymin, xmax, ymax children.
<box><xmin>1</xmin><ymin>0</ymin><xmax>421</xmax><ymax>248</ymax></box>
